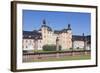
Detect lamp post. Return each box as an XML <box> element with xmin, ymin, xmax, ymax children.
<box><xmin>56</xmin><ymin>37</ymin><xmax>59</xmax><ymax>58</ymax></box>
<box><xmin>72</xmin><ymin>39</ymin><xmax>74</xmax><ymax>56</ymax></box>
<box><xmin>34</xmin><ymin>37</ymin><xmax>38</xmax><ymax>52</ymax></box>
<box><xmin>56</xmin><ymin>37</ymin><xmax>59</xmax><ymax>51</ymax></box>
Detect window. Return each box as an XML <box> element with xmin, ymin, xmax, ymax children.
<box><xmin>30</xmin><ymin>40</ymin><xmax>32</xmax><ymax>43</ymax></box>
<box><xmin>44</xmin><ymin>36</ymin><xmax>46</xmax><ymax>38</ymax></box>
<box><xmin>29</xmin><ymin>40</ymin><xmax>32</xmax><ymax>45</ymax></box>
<box><xmin>40</xmin><ymin>45</ymin><xmax>42</xmax><ymax>48</ymax></box>
<box><xmin>26</xmin><ymin>46</ymin><xmax>27</xmax><ymax>48</ymax></box>
<box><xmin>26</xmin><ymin>40</ymin><xmax>27</xmax><ymax>43</ymax></box>
<box><xmin>40</xmin><ymin>40</ymin><xmax>41</xmax><ymax>43</ymax></box>
<box><xmin>44</xmin><ymin>29</ymin><xmax>46</xmax><ymax>33</ymax></box>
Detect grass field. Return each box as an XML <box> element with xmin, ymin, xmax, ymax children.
<box><xmin>33</xmin><ymin>49</ymin><xmax>85</xmax><ymax>53</ymax></box>
<box><xmin>32</xmin><ymin>54</ymin><xmax>91</xmax><ymax>62</ymax></box>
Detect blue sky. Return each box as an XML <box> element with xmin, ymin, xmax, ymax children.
<box><xmin>23</xmin><ymin>10</ymin><xmax>91</xmax><ymax>35</ymax></box>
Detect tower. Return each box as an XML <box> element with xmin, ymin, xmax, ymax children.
<box><xmin>67</xmin><ymin>24</ymin><xmax>72</xmax><ymax>33</ymax></box>
<box><xmin>41</xmin><ymin>19</ymin><xmax>48</xmax><ymax>45</ymax></box>
<box><xmin>67</xmin><ymin>24</ymin><xmax>72</xmax><ymax>49</ymax></box>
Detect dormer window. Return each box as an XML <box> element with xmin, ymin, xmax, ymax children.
<box><xmin>29</xmin><ymin>35</ymin><xmax>31</xmax><ymax>38</ymax></box>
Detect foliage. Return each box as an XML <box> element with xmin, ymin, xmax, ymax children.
<box><xmin>69</xmin><ymin>48</ymin><xmax>73</xmax><ymax>50</ymax></box>
<box><xmin>77</xmin><ymin>47</ymin><xmax>79</xmax><ymax>49</ymax></box>
<box><xmin>42</xmin><ymin>44</ymin><xmax>62</xmax><ymax>51</ymax></box>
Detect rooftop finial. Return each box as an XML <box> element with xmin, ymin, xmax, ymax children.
<box><xmin>43</xmin><ymin>19</ymin><xmax>46</xmax><ymax>24</ymax></box>
<box><xmin>68</xmin><ymin>24</ymin><xmax>71</xmax><ymax>30</ymax></box>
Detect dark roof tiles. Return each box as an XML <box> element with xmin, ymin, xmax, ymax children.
<box><xmin>23</xmin><ymin>31</ymin><xmax>42</xmax><ymax>39</ymax></box>
<box><xmin>41</xmin><ymin>24</ymin><xmax>52</xmax><ymax>31</ymax></box>
<box><xmin>72</xmin><ymin>35</ymin><xmax>91</xmax><ymax>43</ymax></box>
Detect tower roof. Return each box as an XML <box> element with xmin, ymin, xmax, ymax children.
<box><xmin>43</xmin><ymin>19</ymin><xmax>46</xmax><ymax>24</ymax></box>
<box><xmin>41</xmin><ymin>19</ymin><xmax>52</xmax><ymax>31</ymax></box>
<box><xmin>41</xmin><ymin>19</ymin><xmax>47</xmax><ymax>27</ymax></box>
<box><xmin>67</xmin><ymin>24</ymin><xmax>71</xmax><ymax>30</ymax></box>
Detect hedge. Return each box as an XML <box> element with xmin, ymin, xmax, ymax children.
<box><xmin>42</xmin><ymin>44</ymin><xmax>62</xmax><ymax>51</ymax></box>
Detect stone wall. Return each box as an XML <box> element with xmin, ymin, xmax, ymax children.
<box><xmin>23</xmin><ymin>50</ymin><xmax>90</xmax><ymax>62</ymax></box>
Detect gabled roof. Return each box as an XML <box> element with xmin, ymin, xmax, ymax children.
<box><xmin>72</xmin><ymin>35</ymin><xmax>84</xmax><ymax>41</ymax></box>
<box><xmin>61</xmin><ymin>29</ymin><xmax>68</xmax><ymax>33</ymax></box>
<box><xmin>54</xmin><ymin>28</ymin><xmax>70</xmax><ymax>34</ymax></box>
<box><xmin>23</xmin><ymin>30</ymin><xmax>42</xmax><ymax>39</ymax></box>
<box><xmin>72</xmin><ymin>35</ymin><xmax>91</xmax><ymax>43</ymax></box>
<box><xmin>54</xmin><ymin>30</ymin><xmax>61</xmax><ymax>34</ymax></box>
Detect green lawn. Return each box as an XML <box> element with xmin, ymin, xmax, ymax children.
<box><xmin>32</xmin><ymin>54</ymin><xmax>91</xmax><ymax>62</ymax></box>
<box><xmin>33</xmin><ymin>49</ymin><xmax>86</xmax><ymax>53</ymax></box>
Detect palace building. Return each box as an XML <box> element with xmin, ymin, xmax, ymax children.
<box><xmin>22</xmin><ymin>19</ymin><xmax>91</xmax><ymax>51</ymax></box>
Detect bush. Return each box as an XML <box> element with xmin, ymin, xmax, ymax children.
<box><xmin>42</xmin><ymin>45</ymin><xmax>62</xmax><ymax>51</ymax></box>
<box><xmin>70</xmin><ymin>48</ymin><xmax>73</xmax><ymax>50</ymax></box>
<box><xmin>77</xmin><ymin>47</ymin><xmax>79</xmax><ymax>49</ymax></box>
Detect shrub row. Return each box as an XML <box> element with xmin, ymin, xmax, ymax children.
<box><xmin>42</xmin><ymin>45</ymin><xmax>62</xmax><ymax>51</ymax></box>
